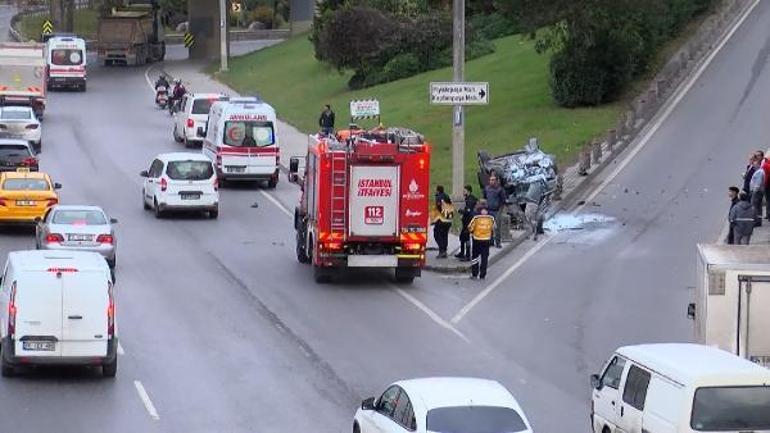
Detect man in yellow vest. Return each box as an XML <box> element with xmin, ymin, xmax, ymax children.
<box><xmin>432</xmin><ymin>185</ymin><xmax>454</xmax><ymax>258</ymax></box>
<box><xmin>467</xmin><ymin>200</ymin><xmax>495</xmax><ymax>279</ymax></box>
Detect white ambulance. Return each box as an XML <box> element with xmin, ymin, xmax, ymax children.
<box><xmin>201</xmin><ymin>97</ymin><xmax>280</xmax><ymax>188</ymax></box>
<box><xmin>45</xmin><ymin>35</ymin><xmax>87</xmax><ymax>91</ymax></box>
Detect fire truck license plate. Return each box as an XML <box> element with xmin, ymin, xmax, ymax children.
<box><xmin>364</xmin><ymin>206</ymin><xmax>384</xmax><ymax>225</ymax></box>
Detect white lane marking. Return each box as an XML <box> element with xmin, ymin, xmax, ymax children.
<box><xmin>134</xmin><ymin>380</ymin><xmax>160</xmax><ymax>420</ymax></box>
<box><xmin>117</xmin><ymin>342</ymin><xmax>125</xmax><ymax>355</ymax></box>
<box><xmin>574</xmin><ymin>0</ymin><xmax>761</xmax><ymax>213</ymax></box>
<box><xmin>143</xmin><ymin>65</ymin><xmax>156</xmax><ymax>93</ymax></box>
<box><xmin>451</xmin><ymin>0</ymin><xmax>762</xmax><ymax>324</ymax></box>
<box><xmin>391</xmin><ymin>285</ymin><xmax>470</xmax><ymax>343</ymax></box>
<box><xmin>260</xmin><ymin>190</ymin><xmax>293</xmax><ymax>218</ymax></box>
<box><xmin>452</xmin><ymin>237</ymin><xmax>552</xmax><ymax>324</ymax></box>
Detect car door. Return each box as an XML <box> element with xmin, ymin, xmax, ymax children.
<box><xmin>617</xmin><ymin>364</ymin><xmax>651</xmax><ymax>433</ymax></box>
<box><xmin>61</xmin><ymin>270</ymin><xmax>109</xmax><ymax>357</ymax></box>
<box><xmin>145</xmin><ymin>159</ymin><xmax>163</xmax><ymax>202</ymax></box>
<box><xmin>592</xmin><ymin>355</ymin><xmax>627</xmax><ymax>433</ymax></box>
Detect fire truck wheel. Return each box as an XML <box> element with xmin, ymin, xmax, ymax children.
<box><xmin>296</xmin><ymin>234</ymin><xmax>310</xmax><ymax>264</ymax></box>
<box><xmin>313</xmin><ymin>266</ymin><xmax>332</xmax><ymax>284</ymax></box>
<box><xmin>395</xmin><ymin>268</ymin><xmax>415</xmax><ymax>284</ymax></box>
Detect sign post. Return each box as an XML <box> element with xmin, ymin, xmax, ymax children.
<box><xmin>451</xmin><ymin>0</ymin><xmax>465</xmax><ymax>199</ymax></box>
<box><xmin>350</xmin><ymin>99</ymin><xmax>381</xmax><ymax>125</ymax></box>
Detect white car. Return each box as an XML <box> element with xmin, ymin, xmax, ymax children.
<box><xmin>173</xmin><ymin>93</ymin><xmax>228</xmax><ymax>148</ymax></box>
<box><xmin>140</xmin><ymin>152</ymin><xmax>219</xmax><ymax>218</ymax></box>
<box><xmin>354</xmin><ymin>377</ymin><xmax>533</xmax><ymax>433</ymax></box>
<box><xmin>0</xmin><ymin>107</ymin><xmax>41</xmax><ymax>153</ymax></box>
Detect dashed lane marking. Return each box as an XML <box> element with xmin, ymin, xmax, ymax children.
<box><xmin>134</xmin><ymin>380</ymin><xmax>160</xmax><ymax>420</ymax></box>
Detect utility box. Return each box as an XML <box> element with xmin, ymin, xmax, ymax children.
<box><xmin>693</xmin><ymin>244</ymin><xmax>770</xmax><ymax>367</ymax></box>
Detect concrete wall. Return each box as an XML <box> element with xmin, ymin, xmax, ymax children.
<box><xmin>290</xmin><ymin>0</ymin><xmax>315</xmax><ymax>34</ymax></box>
<box><xmin>187</xmin><ymin>0</ymin><xmax>228</xmax><ymax>60</ymax></box>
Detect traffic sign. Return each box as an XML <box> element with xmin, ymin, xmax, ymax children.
<box><xmin>184</xmin><ymin>32</ymin><xmax>195</xmax><ymax>48</ymax></box>
<box><xmin>429</xmin><ymin>82</ymin><xmax>489</xmax><ymax>105</ymax></box>
<box><xmin>231</xmin><ymin>1</ymin><xmax>242</xmax><ymax>13</ymax></box>
<box><xmin>42</xmin><ymin>19</ymin><xmax>54</xmax><ymax>35</ymax></box>
<box><xmin>350</xmin><ymin>99</ymin><xmax>380</xmax><ymax>120</ymax></box>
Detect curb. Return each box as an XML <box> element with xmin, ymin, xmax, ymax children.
<box><xmin>425</xmin><ymin>230</ymin><xmax>530</xmax><ymax>274</ymax></box>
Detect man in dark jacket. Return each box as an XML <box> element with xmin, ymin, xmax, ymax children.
<box><xmin>730</xmin><ymin>192</ymin><xmax>756</xmax><ymax>245</ymax></box>
<box><xmin>726</xmin><ymin>186</ymin><xmax>740</xmax><ymax>244</ymax></box>
<box><xmin>319</xmin><ymin>104</ymin><xmax>335</xmax><ymax>135</ymax></box>
<box><xmin>483</xmin><ymin>174</ymin><xmax>507</xmax><ymax>248</ymax></box>
<box><xmin>455</xmin><ymin>185</ymin><xmax>478</xmax><ymax>261</ymax></box>
<box><xmin>433</xmin><ymin>185</ymin><xmax>453</xmax><ymax>258</ymax></box>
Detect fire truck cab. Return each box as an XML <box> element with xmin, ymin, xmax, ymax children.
<box><xmin>290</xmin><ymin>127</ymin><xmax>431</xmax><ymax>284</ymax></box>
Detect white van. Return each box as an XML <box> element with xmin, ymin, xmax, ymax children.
<box><xmin>201</xmin><ymin>97</ymin><xmax>280</xmax><ymax>188</ymax></box>
<box><xmin>45</xmin><ymin>36</ymin><xmax>87</xmax><ymax>91</ymax></box>
<box><xmin>590</xmin><ymin>343</ymin><xmax>770</xmax><ymax>433</ymax></box>
<box><xmin>0</xmin><ymin>250</ymin><xmax>117</xmax><ymax>377</ymax></box>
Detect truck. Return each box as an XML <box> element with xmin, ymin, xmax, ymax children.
<box><xmin>0</xmin><ymin>43</ymin><xmax>47</xmax><ymax>120</ymax></box>
<box><xmin>96</xmin><ymin>2</ymin><xmax>165</xmax><ymax>66</ymax></box>
<box><xmin>690</xmin><ymin>244</ymin><xmax>770</xmax><ymax>368</ymax></box>
<box><xmin>288</xmin><ymin>127</ymin><xmax>431</xmax><ymax>284</ymax></box>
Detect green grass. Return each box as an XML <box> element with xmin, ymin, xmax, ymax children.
<box><xmin>19</xmin><ymin>9</ymin><xmax>99</xmax><ymax>42</ymax></box>
<box><xmin>214</xmin><ymin>34</ymin><xmax>622</xmax><ymax>190</ymax></box>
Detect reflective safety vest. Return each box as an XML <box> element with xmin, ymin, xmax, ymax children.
<box><xmin>468</xmin><ymin>214</ymin><xmax>495</xmax><ymax>240</ymax></box>
<box><xmin>433</xmin><ymin>201</ymin><xmax>454</xmax><ymax>223</ymax></box>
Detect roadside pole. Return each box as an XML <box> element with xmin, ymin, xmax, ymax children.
<box><xmin>219</xmin><ymin>0</ymin><xmax>229</xmax><ymax>72</ymax></box>
<box><xmin>451</xmin><ymin>0</ymin><xmax>465</xmax><ymax>199</ymax></box>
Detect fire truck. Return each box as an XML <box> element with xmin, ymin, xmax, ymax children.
<box><xmin>289</xmin><ymin>127</ymin><xmax>431</xmax><ymax>284</ymax></box>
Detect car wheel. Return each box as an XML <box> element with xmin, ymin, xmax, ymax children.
<box><xmin>80</xmin><ymin>82</ymin><xmax>87</xmax><ymax>92</ymax></box>
<box><xmin>103</xmin><ymin>356</ymin><xmax>117</xmax><ymax>378</ymax></box>
<box><xmin>209</xmin><ymin>208</ymin><xmax>219</xmax><ymax>219</ymax></box>
<box><xmin>267</xmin><ymin>177</ymin><xmax>278</xmax><ymax>189</ymax></box>
<box><xmin>107</xmin><ymin>256</ymin><xmax>116</xmax><ymax>269</ymax></box>
<box><xmin>142</xmin><ymin>190</ymin><xmax>150</xmax><ymax>210</ymax></box>
<box><xmin>153</xmin><ymin>199</ymin><xmax>163</xmax><ymax>219</ymax></box>
<box><xmin>173</xmin><ymin>126</ymin><xmax>183</xmax><ymax>143</ymax></box>
<box><xmin>1</xmin><ymin>344</ymin><xmax>14</xmax><ymax>378</ymax></box>
<box><xmin>353</xmin><ymin>422</ymin><xmax>360</xmax><ymax>433</ymax></box>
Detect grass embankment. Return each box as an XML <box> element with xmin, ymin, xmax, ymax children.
<box><xmin>18</xmin><ymin>9</ymin><xmax>99</xmax><ymax>41</ymax></box>
<box><xmin>216</xmin><ymin>35</ymin><xmax>622</xmax><ymax>189</ymax></box>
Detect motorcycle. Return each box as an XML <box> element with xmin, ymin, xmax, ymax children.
<box><xmin>155</xmin><ymin>86</ymin><xmax>168</xmax><ymax>109</ymax></box>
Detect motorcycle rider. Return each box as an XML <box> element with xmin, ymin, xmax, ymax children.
<box><xmin>154</xmin><ymin>74</ymin><xmax>169</xmax><ymax>90</ymax></box>
<box><xmin>170</xmin><ymin>78</ymin><xmax>187</xmax><ymax>112</ymax></box>
<box><xmin>154</xmin><ymin>75</ymin><xmax>170</xmax><ymax>105</ymax></box>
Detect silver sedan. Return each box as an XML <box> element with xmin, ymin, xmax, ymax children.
<box><xmin>35</xmin><ymin>205</ymin><xmax>118</xmax><ymax>268</ymax></box>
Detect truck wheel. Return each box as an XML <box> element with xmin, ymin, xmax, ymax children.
<box><xmin>103</xmin><ymin>357</ymin><xmax>117</xmax><ymax>378</ymax></box>
<box><xmin>313</xmin><ymin>265</ymin><xmax>332</xmax><ymax>284</ymax></box>
<box><xmin>267</xmin><ymin>177</ymin><xmax>278</xmax><ymax>189</ymax></box>
<box><xmin>296</xmin><ymin>223</ymin><xmax>310</xmax><ymax>264</ymax></box>
<box><xmin>395</xmin><ymin>268</ymin><xmax>416</xmax><ymax>284</ymax></box>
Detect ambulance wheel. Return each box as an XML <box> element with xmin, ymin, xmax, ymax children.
<box><xmin>313</xmin><ymin>265</ymin><xmax>331</xmax><ymax>284</ymax></box>
<box><xmin>102</xmin><ymin>357</ymin><xmax>117</xmax><ymax>378</ymax></box>
<box><xmin>1</xmin><ymin>345</ymin><xmax>14</xmax><ymax>377</ymax></box>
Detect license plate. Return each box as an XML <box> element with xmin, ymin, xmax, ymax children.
<box><xmin>68</xmin><ymin>234</ymin><xmax>92</xmax><ymax>242</ymax></box>
<box><xmin>180</xmin><ymin>193</ymin><xmax>201</xmax><ymax>200</ymax></box>
<box><xmin>226</xmin><ymin>166</ymin><xmax>245</xmax><ymax>173</ymax></box>
<box><xmin>23</xmin><ymin>341</ymin><xmax>55</xmax><ymax>351</ymax></box>
<box><xmin>16</xmin><ymin>200</ymin><xmax>35</xmax><ymax>206</ymax></box>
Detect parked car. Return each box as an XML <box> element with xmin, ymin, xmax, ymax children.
<box><xmin>35</xmin><ymin>205</ymin><xmax>118</xmax><ymax>268</ymax></box>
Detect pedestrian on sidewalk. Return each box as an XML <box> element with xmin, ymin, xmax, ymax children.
<box><xmin>762</xmin><ymin>150</ymin><xmax>770</xmax><ymax>220</ymax></box>
<box><xmin>432</xmin><ymin>185</ymin><xmax>454</xmax><ymax>259</ymax></box>
<box><xmin>455</xmin><ymin>185</ymin><xmax>478</xmax><ymax>261</ymax></box>
<box><xmin>743</xmin><ymin>152</ymin><xmax>759</xmax><ymax>195</ymax></box>
<box><xmin>726</xmin><ymin>186</ymin><xmax>740</xmax><ymax>245</ymax></box>
<box><xmin>319</xmin><ymin>104</ymin><xmax>335</xmax><ymax>136</ymax></box>
<box><xmin>483</xmin><ymin>174</ymin><xmax>507</xmax><ymax>248</ymax></box>
<box><xmin>750</xmin><ymin>155</ymin><xmax>765</xmax><ymax>226</ymax></box>
<box><xmin>730</xmin><ymin>191</ymin><xmax>756</xmax><ymax>245</ymax></box>
<box><xmin>468</xmin><ymin>200</ymin><xmax>495</xmax><ymax>280</ymax></box>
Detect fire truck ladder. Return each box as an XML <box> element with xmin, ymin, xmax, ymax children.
<box><xmin>330</xmin><ymin>151</ymin><xmax>347</xmax><ymax>233</ymax></box>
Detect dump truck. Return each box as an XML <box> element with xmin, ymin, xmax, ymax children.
<box><xmin>690</xmin><ymin>244</ymin><xmax>770</xmax><ymax>368</ymax></box>
<box><xmin>0</xmin><ymin>42</ymin><xmax>47</xmax><ymax>120</ymax></box>
<box><xmin>289</xmin><ymin>126</ymin><xmax>431</xmax><ymax>284</ymax></box>
<box><xmin>96</xmin><ymin>3</ymin><xmax>165</xmax><ymax>66</ymax></box>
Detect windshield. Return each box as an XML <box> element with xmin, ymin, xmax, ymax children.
<box><xmin>51</xmin><ymin>48</ymin><xmax>83</xmax><ymax>66</ymax></box>
<box><xmin>3</xmin><ymin>178</ymin><xmax>49</xmax><ymax>191</ymax></box>
<box><xmin>0</xmin><ymin>145</ymin><xmax>31</xmax><ymax>158</ymax></box>
<box><xmin>192</xmin><ymin>98</ymin><xmax>224</xmax><ymax>115</ymax></box>
<box><xmin>223</xmin><ymin>121</ymin><xmax>274</xmax><ymax>147</ymax></box>
<box><xmin>426</xmin><ymin>406</ymin><xmax>528</xmax><ymax>433</ymax></box>
<box><xmin>691</xmin><ymin>386</ymin><xmax>770</xmax><ymax>431</ymax></box>
<box><xmin>166</xmin><ymin>160</ymin><xmax>214</xmax><ymax>181</ymax></box>
<box><xmin>52</xmin><ymin>210</ymin><xmax>107</xmax><ymax>225</ymax></box>
<box><xmin>1</xmin><ymin>110</ymin><xmax>32</xmax><ymax>120</ymax></box>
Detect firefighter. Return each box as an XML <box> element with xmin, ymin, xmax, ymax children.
<box><xmin>433</xmin><ymin>185</ymin><xmax>453</xmax><ymax>259</ymax></box>
<box><xmin>468</xmin><ymin>200</ymin><xmax>495</xmax><ymax>279</ymax></box>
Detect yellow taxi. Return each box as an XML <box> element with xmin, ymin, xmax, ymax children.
<box><xmin>0</xmin><ymin>169</ymin><xmax>61</xmax><ymax>223</ymax></box>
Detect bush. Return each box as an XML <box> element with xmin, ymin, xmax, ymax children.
<box><xmin>382</xmin><ymin>53</ymin><xmax>421</xmax><ymax>82</ymax></box>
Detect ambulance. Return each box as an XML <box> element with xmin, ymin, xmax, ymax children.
<box><xmin>45</xmin><ymin>35</ymin><xmax>87</xmax><ymax>91</ymax></box>
<box><xmin>201</xmin><ymin>97</ymin><xmax>280</xmax><ymax>188</ymax></box>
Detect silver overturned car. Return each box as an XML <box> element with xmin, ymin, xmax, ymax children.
<box><xmin>35</xmin><ymin>205</ymin><xmax>118</xmax><ymax>268</ymax></box>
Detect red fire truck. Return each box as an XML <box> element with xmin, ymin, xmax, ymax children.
<box><xmin>289</xmin><ymin>127</ymin><xmax>431</xmax><ymax>284</ymax></box>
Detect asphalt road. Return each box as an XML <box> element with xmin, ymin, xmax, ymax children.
<box><xmin>0</xmin><ymin>1</ymin><xmax>768</xmax><ymax>432</ymax></box>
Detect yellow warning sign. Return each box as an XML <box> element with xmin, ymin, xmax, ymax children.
<box><xmin>42</xmin><ymin>19</ymin><xmax>54</xmax><ymax>35</ymax></box>
<box><xmin>184</xmin><ymin>32</ymin><xmax>195</xmax><ymax>49</ymax></box>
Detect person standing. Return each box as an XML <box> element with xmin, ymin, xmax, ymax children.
<box><xmin>455</xmin><ymin>185</ymin><xmax>478</xmax><ymax>261</ymax></box>
<box><xmin>726</xmin><ymin>186</ymin><xmax>740</xmax><ymax>245</ymax></box>
<box><xmin>750</xmin><ymin>156</ymin><xmax>765</xmax><ymax>226</ymax></box>
<box><xmin>762</xmin><ymin>150</ymin><xmax>770</xmax><ymax>220</ymax></box>
<box><xmin>483</xmin><ymin>174</ymin><xmax>507</xmax><ymax>248</ymax></box>
<box><xmin>743</xmin><ymin>153</ymin><xmax>758</xmax><ymax>195</ymax></box>
<box><xmin>432</xmin><ymin>185</ymin><xmax>453</xmax><ymax>259</ymax></box>
<box><xmin>468</xmin><ymin>201</ymin><xmax>495</xmax><ymax>279</ymax></box>
<box><xmin>319</xmin><ymin>104</ymin><xmax>335</xmax><ymax>136</ymax></box>
<box><xmin>730</xmin><ymin>191</ymin><xmax>756</xmax><ymax>245</ymax></box>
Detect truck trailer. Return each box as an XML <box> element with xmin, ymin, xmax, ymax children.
<box><xmin>0</xmin><ymin>43</ymin><xmax>47</xmax><ymax>120</ymax></box>
<box><xmin>96</xmin><ymin>3</ymin><xmax>165</xmax><ymax>66</ymax></box>
<box><xmin>289</xmin><ymin>127</ymin><xmax>431</xmax><ymax>284</ymax></box>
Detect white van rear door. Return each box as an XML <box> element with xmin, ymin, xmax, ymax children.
<box><xmin>15</xmin><ymin>271</ymin><xmax>63</xmax><ymax>357</ymax></box>
<box><xmin>61</xmin><ymin>271</ymin><xmax>109</xmax><ymax>357</ymax></box>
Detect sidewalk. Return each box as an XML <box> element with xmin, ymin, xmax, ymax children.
<box><xmin>424</xmin><ymin>227</ymin><xmax>530</xmax><ymax>273</ymax></box>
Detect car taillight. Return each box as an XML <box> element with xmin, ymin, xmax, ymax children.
<box><xmin>46</xmin><ymin>198</ymin><xmax>58</xmax><ymax>207</ymax></box>
<box><xmin>22</xmin><ymin>157</ymin><xmax>37</xmax><ymax>166</ymax></box>
<box><xmin>107</xmin><ymin>283</ymin><xmax>115</xmax><ymax>338</ymax></box>
<box><xmin>25</xmin><ymin>124</ymin><xmax>39</xmax><ymax>130</ymax></box>
<box><xmin>96</xmin><ymin>234</ymin><xmax>113</xmax><ymax>244</ymax></box>
<box><xmin>213</xmin><ymin>177</ymin><xmax>219</xmax><ymax>191</ymax></box>
<box><xmin>186</xmin><ymin>118</ymin><xmax>194</xmax><ymax>128</ymax></box>
<box><xmin>160</xmin><ymin>177</ymin><xmax>168</xmax><ymax>192</ymax></box>
<box><xmin>0</xmin><ymin>197</ymin><xmax>6</xmax><ymax>206</ymax></box>
<box><xmin>8</xmin><ymin>283</ymin><xmax>16</xmax><ymax>338</ymax></box>
<box><xmin>46</xmin><ymin>233</ymin><xmax>64</xmax><ymax>243</ymax></box>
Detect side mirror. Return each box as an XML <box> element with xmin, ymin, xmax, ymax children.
<box><xmin>590</xmin><ymin>374</ymin><xmax>601</xmax><ymax>390</ymax></box>
<box><xmin>53</xmin><ymin>182</ymin><xmax>62</xmax><ymax>190</ymax></box>
<box><xmin>110</xmin><ymin>218</ymin><xmax>118</xmax><ymax>224</ymax></box>
<box><xmin>197</xmin><ymin>127</ymin><xmax>206</xmax><ymax>138</ymax></box>
<box><xmin>288</xmin><ymin>156</ymin><xmax>304</xmax><ymax>184</ymax></box>
<box><xmin>34</xmin><ymin>216</ymin><xmax>41</xmax><ymax>223</ymax></box>
<box><xmin>361</xmin><ymin>397</ymin><xmax>376</xmax><ymax>411</ymax></box>
<box><xmin>687</xmin><ymin>303</ymin><xmax>696</xmax><ymax>320</ymax></box>
<box><xmin>140</xmin><ymin>170</ymin><xmax>149</xmax><ymax>178</ymax></box>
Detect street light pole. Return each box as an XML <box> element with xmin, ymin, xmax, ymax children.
<box><xmin>219</xmin><ymin>0</ymin><xmax>229</xmax><ymax>72</ymax></box>
<box><xmin>451</xmin><ymin>0</ymin><xmax>465</xmax><ymax>199</ymax></box>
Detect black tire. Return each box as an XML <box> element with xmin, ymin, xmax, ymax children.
<box><xmin>173</xmin><ymin>126</ymin><xmax>183</xmax><ymax>143</ymax></box>
<box><xmin>80</xmin><ymin>82</ymin><xmax>87</xmax><ymax>92</ymax></box>
<box><xmin>296</xmin><ymin>222</ymin><xmax>310</xmax><ymax>264</ymax></box>
<box><xmin>209</xmin><ymin>208</ymin><xmax>219</xmax><ymax>219</ymax></box>
<box><xmin>353</xmin><ymin>422</ymin><xmax>360</xmax><ymax>433</ymax></box>
<box><xmin>1</xmin><ymin>344</ymin><xmax>14</xmax><ymax>377</ymax></box>
<box><xmin>103</xmin><ymin>356</ymin><xmax>117</xmax><ymax>378</ymax></box>
<box><xmin>395</xmin><ymin>268</ymin><xmax>416</xmax><ymax>284</ymax></box>
<box><xmin>107</xmin><ymin>256</ymin><xmax>116</xmax><ymax>269</ymax></box>
<box><xmin>313</xmin><ymin>265</ymin><xmax>331</xmax><ymax>284</ymax></box>
<box><xmin>267</xmin><ymin>177</ymin><xmax>278</xmax><ymax>189</ymax></box>
<box><xmin>478</xmin><ymin>150</ymin><xmax>492</xmax><ymax>165</ymax></box>
<box><xmin>184</xmin><ymin>138</ymin><xmax>193</xmax><ymax>148</ymax></box>
<box><xmin>142</xmin><ymin>190</ymin><xmax>151</xmax><ymax>210</ymax></box>
<box><xmin>153</xmin><ymin>199</ymin><xmax>163</xmax><ymax>219</ymax></box>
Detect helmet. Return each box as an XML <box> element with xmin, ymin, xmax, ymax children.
<box><xmin>174</xmin><ymin>78</ymin><xmax>181</xmax><ymax>84</ymax></box>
